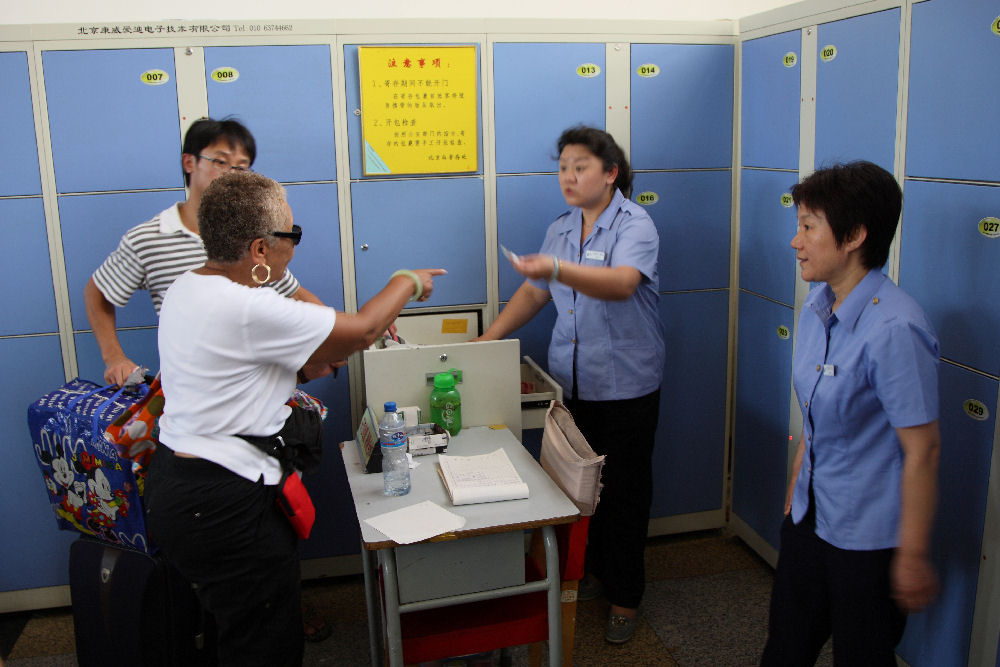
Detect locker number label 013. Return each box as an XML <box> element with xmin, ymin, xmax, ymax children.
<box><xmin>211</xmin><ymin>67</ymin><xmax>240</xmax><ymax>83</ymax></box>
<box><xmin>637</xmin><ymin>64</ymin><xmax>660</xmax><ymax>78</ymax></box>
<box><xmin>636</xmin><ymin>191</ymin><xmax>659</xmax><ymax>206</ymax></box>
<box><xmin>776</xmin><ymin>325</ymin><xmax>791</xmax><ymax>340</ymax></box>
<box><xmin>783</xmin><ymin>52</ymin><xmax>798</xmax><ymax>68</ymax></box>
<box><xmin>820</xmin><ymin>45</ymin><xmax>838</xmax><ymax>62</ymax></box>
<box><xmin>140</xmin><ymin>69</ymin><xmax>169</xmax><ymax>86</ymax></box>
<box><xmin>964</xmin><ymin>399</ymin><xmax>989</xmax><ymax>421</ymax></box>
<box><xmin>577</xmin><ymin>64</ymin><xmax>601</xmax><ymax>78</ymax></box>
<box><xmin>978</xmin><ymin>217</ymin><xmax>1000</xmax><ymax>238</ymax></box>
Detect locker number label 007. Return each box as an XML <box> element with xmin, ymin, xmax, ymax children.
<box><xmin>211</xmin><ymin>67</ymin><xmax>240</xmax><ymax>83</ymax></box>
<box><xmin>577</xmin><ymin>64</ymin><xmax>601</xmax><ymax>78</ymax></box>
<box><xmin>978</xmin><ymin>217</ymin><xmax>1000</xmax><ymax>239</ymax></box>
<box><xmin>140</xmin><ymin>69</ymin><xmax>169</xmax><ymax>86</ymax></box>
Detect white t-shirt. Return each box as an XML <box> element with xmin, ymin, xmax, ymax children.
<box><xmin>157</xmin><ymin>272</ymin><xmax>336</xmax><ymax>483</ymax></box>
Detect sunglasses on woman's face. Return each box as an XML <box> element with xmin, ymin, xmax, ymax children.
<box><xmin>271</xmin><ymin>224</ymin><xmax>302</xmax><ymax>246</ymax></box>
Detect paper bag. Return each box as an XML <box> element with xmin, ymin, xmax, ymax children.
<box><xmin>540</xmin><ymin>400</ymin><xmax>604</xmax><ymax>516</ymax></box>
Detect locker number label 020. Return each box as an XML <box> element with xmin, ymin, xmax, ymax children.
<box><xmin>140</xmin><ymin>69</ymin><xmax>169</xmax><ymax>86</ymax></box>
<box><xmin>637</xmin><ymin>64</ymin><xmax>660</xmax><ymax>78</ymax></box>
<box><xmin>576</xmin><ymin>64</ymin><xmax>601</xmax><ymax>78</ymax></box>
<box><xmin>978</xmin><ymin>217</ymin><xmax>1000</xmax><ymax>238</ymax></box>
<box><xmin>964</xmin><ymin>399</ymin><xmax>989</xmax><ymax>421</ymax></box>
<box><xmin>820</xmin><ymin>45</ymin><xmax>838</xmax><ymax>62</ymax></box>
<box><xmin>211</xmin><ymin>67</ymin><xmax>240</xmax><ymax>83</ymax></box>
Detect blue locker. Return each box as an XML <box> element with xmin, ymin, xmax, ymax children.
<box><xmin>815</xmin><ymin>9</ymin><xmax>900</xmax><ymax>172</ymax></box>
<box><xmin>493</xmin><ymin>43</ymin><xmax>605</xmax><ymax>174</ymax></box>
<box><xmin>206</xmin><ymin>45</ymin><xmax>337</xmax><ymax>183</ymax></box>
<box><xmin>741</xmin><ymin>31</ymin><xmax>800</xmax><ymax>170</ymax></box>
<box><xmin>898</xmin><ymin>180</ymin><xmax>1000</xmax><ymax>376</ymax></box>
<box><xmin>506</xmin><ymin>300</ymin><xmax>558</xmax><ymax>375</ymax></box>
<box><xmin>732</xmin><ymin>293</ymin><xmax>794</xmax><ymax>550</ymax></box>
<box><xmin>0</xmin><ymin>51</ymin><xmax>42</xmax><ymax>196</ymax></box>
<box><xmin>58</xmin><ymin>190</ymin><xmax>180</xmax><ymax>331</ymax></box>
<box><xmin>351</xmin><ymin>178</ymin><xmax>486</xmax><ymax>307</ymax></box>
<box><xmin>2</xmin><ymin>199</ymin><xmax>58</xmax><ymax>336</ymax></box>
<box><xmin>496</xmin><ymin>174</ymin><xmax>567</xmax><ymax>301</ymax></box>
<box><xmin>630</xmin><ymin>44</ymin><xmax>734</xmax><ymax>170</ymax></box>
<box><xmin>284</xmin><ymin>183</ymin><xmax>344</xmax><ymax>310</ymax></box>
<box><xmin>633</xmin><ymin>171</ymin><xmax>732</xmax><ymax>292</ymax></box>
<box><xmin>0</xmin><ymin>336</ymin><xmax>76</xmax><ymax>591</ymax></box>
<box><xmin>739</xmin><ymin>169</ymin><xmax>799</xmax><ymax>306</ymax></box>
<box><xmin>907</xmin><ymin>0</ymin><xmax>1000</xmax><ymax>182</ymax></box>
<box><xmin>343</xmin><ymin>44</ymin><xmax>483</xmax><ymax>180</ymax></box>
<box><xmin>74</xmin><ymin>329</ymin><xmax>159</xmax><ymax>382</ymax></box>
<box><xmin>42</xmin><ymin>49</ymin><xmax>182</xmax><ymax>193</ymax></box>
<box><xmin>897</xmin><ymin>364</ymin><xmax>997</xmax><ymax>667</ymax></box>
<box><xmin>651</xmin><ymin>291</ymin><xmax>728</xmax><ymax>517</ymax></box>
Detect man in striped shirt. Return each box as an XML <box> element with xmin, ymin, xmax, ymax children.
<box><xmin>85</xmin><ymin>118</ymin><xmax>322</xmax><ymax>386</ymax></box>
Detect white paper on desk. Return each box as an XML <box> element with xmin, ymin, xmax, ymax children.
<box><xmin>364</xmin><ymin>500</ymin><xmax>466</xmax><ymax>545</ymax></box>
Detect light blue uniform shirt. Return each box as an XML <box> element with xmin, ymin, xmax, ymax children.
<box><xmin>528</xmin><ymin>189</ymin><xmax>665</xmax><ymax>401</ymax></box>
<box><xmin>791</xmin><ymin>269</ymin><xmax>939</xmax><ymax>550</ymax></box>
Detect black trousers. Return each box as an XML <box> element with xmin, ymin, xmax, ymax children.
<box><xmin>565</xmin><ymin>389</ymin><xmax>660</xmax><ymax>609</ymax></box>
<box><xmin>144</xmin><ymin>447</ymin><xmax>303</xmax><ymax>667</ymax></box>
<box><xmin>760</xmin><ymin>515</ymin><xmax>906</xmax><ymax>667</ymax></box>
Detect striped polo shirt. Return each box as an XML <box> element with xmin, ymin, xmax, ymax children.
<box><xmin>92</xmin><ymin>203</ymin><xmax>300</xmax><ymax>314</ymax></box>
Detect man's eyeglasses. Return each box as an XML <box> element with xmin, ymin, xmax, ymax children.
<box><xmin>198</xmin><ymin>155</ymin><xmax>251</xmax><ymax>172</ymax></box>
<box><xmin>271</xmin><ymin>224</ymin><xmax>302</xmax><ymax>246</ymax></box>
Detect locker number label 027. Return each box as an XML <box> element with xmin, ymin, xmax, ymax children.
<box><xmin>978</xmin><ymin>217</ymin><xmax>1000</xmax><ymax>238</ymax></box>
<box><xmin>577</xmin><ymin>64</ymin><xmax>601</xmax><ymax>78</ymax></box>
<box><xmin>964</xmin><ymin>399</ymin><xmax>989</xmax><ymax>421</ymax></box>
<box><xmin>637</xmin><ymin>64</ymin><xmax>660</xmax><ymax>78</ymax></box>
<box><xmin>140</xmin><ymin>69</ymin><xmax>169</xmax><ymax>86</ymax></box>
<box><xmin>211</xmin><ymin>67</ymin><xmax>240</xmax><ymax>83</ymax></box>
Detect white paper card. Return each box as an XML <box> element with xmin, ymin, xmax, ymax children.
<box><xmin>364</xmin><ymin>500</ymin><xmax>466</xmax><ymax>544</ymax></box>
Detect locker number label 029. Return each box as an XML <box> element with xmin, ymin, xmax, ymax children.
<box><xmin>211</xmin><ymin>67</ymin><xmax>240</xmax><ymax>83</ymax></box>
<box><xmin>637</xmin><ymin>64</ymin><xmax>660</xmax><ymax>78</ymax></box>
<box><xmin>820</xmin><ymin>45</ymin><xmax>838</xmax><ymax>62</ymax></box>
<box><xmin>577</xmin><ymin>64</ymin><xmax>601</xmax><ymax>78</ymax></box>
<box><xmin>978</xmin><ymin>217</ymin><xmax>1000</xmax><ymax>238</ymax></box>
<box><xmin>636</xmin><ymin>191</ymin><xmax>659</xmax><ymax>206</ymax></box>
<box><xmin>783</xmin><ymin>52</ymin><xmax>798</xmax><ymax>68</ymax></box>
<box><xmin>140</xmin><ymin>69</ymin><xmax>169</xmax><ymax>86</ymax></box>
<box><xmin>964</xmin><ymin>399</ymin><xmax>989</xmax><ymax>421</ymax></box>
<box><xmin>776</xmin><ymin>325</ymin><xmax>791</xmax><ymax>340</ymax></box>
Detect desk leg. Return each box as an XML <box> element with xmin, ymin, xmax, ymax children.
<box><xmin>542</xmin><ymin>525</ymin><xmax>562</xmax><ymax>667</ymax></box>
<box><xmin>361</xmin><ymin>542</ymin><xmax>382</xmax><ymax>667</ymax></box>
<box><xmin>379</xmin><ymin>547</ymin><xmax>404</xmax><ymax>667</ymax></box>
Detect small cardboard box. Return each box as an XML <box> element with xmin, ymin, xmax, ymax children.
<box><xmin>407</xmin><ymin>423</ymin><xmax>450</xmax><ymax>456</ymax></box>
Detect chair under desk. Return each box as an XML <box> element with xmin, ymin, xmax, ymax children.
<box><xmin>340</xmin><ymin>426</ymin><xmax>580</xmax><ymax>667</ymax></box>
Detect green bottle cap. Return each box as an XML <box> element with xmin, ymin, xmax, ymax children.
<box><xmin>433</xmin><ymin>372</ymin><xmax>456</xmax><ymax>389</ymax></box>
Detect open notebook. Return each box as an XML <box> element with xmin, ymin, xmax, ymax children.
<box><xmin>437</xmin><ymin>448</ymin><xmax>530</xmax><ymax>505</ymax></box>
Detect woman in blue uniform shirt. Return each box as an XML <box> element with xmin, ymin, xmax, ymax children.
<box><xmin>760</xmin><ymin>162</ymin><xmax>940</xmax><ymax>666</ymax></box>
<box><xmin>478</xmin><ymin>126</ymin><xmax>665</xmax><ymax>644</ymax></box>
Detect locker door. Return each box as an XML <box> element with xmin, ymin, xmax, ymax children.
<box><xmin>739</xmin><ymin>169</ymin><xmax>798</xmax><ymax>306</ymax></box>
<box><xmin>907</xmin><ymin>0</ymin><xmax>1000</xmax><ymax>182</ymax></box>
<box><xmin>651</xmin><ymin>292</ymin><xmax>729</xmax><ymax>518</ymax></box>
<box><xmin>815</xmin><ymin>9</ymin><xmax>900</xmax><ymax>172</ymax></box>
<box><xmin>630</xmin><ymin>43</ymin><xmax>734</xmax><ymax>170</ymax></box>
<box><xmin>1</xmin><ymin>51</ymin><xmax>42</xmax><ymax>196</ymax></box>
<box><xmin>351</xmin><ymin>178</ymin><xmax>486</xmax><ymax>307</ymax></box>
<box><xmin>741</xmin><ymin>31</ymin><xmax>800</xmax><ymax>170</ymax></box>
<box><xmin>897</xmin><ymin>364</ymin><xmax>997</xmax><ymax>667</ymax></box>
<box><xmin>42</xmin><ymin>49</ymin><xmax>182</xmax><ymax>193</ymax></box>
<box><xmin>633</xmin><ymin>171</ymin><xmax>732</xmax><ymax>292</ymax></box>
<box><xmin>493</xmin><ymin>43</ymin><xmax>605</xmax><ymax>174</ymax></box>
<box><xmin>2</xmin><ymin>199</ymin><xmax>58</xmax><ymax>336</ymax></box>
<box><xmin>732</xmin><ymin>294</ymin><xmax>795</xmax><ymax>550</ymax></box>
<box><xmin>898</xmin><ymin>180</ymin><xmax>1000</xmax><ymax>376</ymax></box>
<box><xmin>205</xmin><ymin>45</ymin><xmax>337</xmax><ymax>183</ymax></box>
<box><xmin>495</xmin><ymin>174</ymin><xmax>566</xmax><ymax>301</ymax></box>
<box><xmin>75</xmin><ymin>330</ymin><xmax>159</xmax><ymax>384</ymax></box>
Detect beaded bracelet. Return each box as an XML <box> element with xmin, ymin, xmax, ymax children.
<box><xmin>391</xmin><ymin>269</ymin><xmax>423</xmax><ymax>302</ymax></box>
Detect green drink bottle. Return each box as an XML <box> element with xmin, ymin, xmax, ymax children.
<box><xmin>429</xmin><ymin>371</ymin><xmax>462</xmax><ymax>436</ymax></box>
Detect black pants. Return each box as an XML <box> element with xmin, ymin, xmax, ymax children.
<box><xmin>565</xmin><ymin>389</ymin><xmax>660</xmax><ymax>609</ymax></box>
<box><xmin>144</xmin><ymin>447</ymin><xmax>303</xmax><ymax>667</ymax></box>
<box><xmin>760</xmin><ymin>515</ymin><xmax>906</xmax><ymax>666</ymax></box>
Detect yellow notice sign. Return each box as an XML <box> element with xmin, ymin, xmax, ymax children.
<box><xmin>359</xmin><ymin>45</ymin><xmax>479</xmax><ymax>175</ymax></box>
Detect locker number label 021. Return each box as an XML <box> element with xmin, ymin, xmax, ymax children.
<box><xmin>978</xmin><ymin>217</ymin><xmax>1000</xmax><ymax>238</ymax></box>
<box><xmin>637</xmin><ymin>64</ymin><xmax>660</xmax><ymax>78</ymax></box>
<box><xmin>964</xmin><ymin>399</ymin><xmax>989</xmax><ymax>421</ymax></box>
<box><xmin>577</xmin><ymin>63</ymin><xmax>601</xmax><ymax>78</ymax></box>
<box><xmin>820</xmin><ymin>45</ymin><xmax>838</xmax><ymax>62</ymax></box>
<box><xmin>211</xmin><ymin>67</ymin><xmax>240</xmax><ymax>83</ymax></box>
<box><xmin>783</xmin><ymin>52</ymin><xmax>798</xmax><ymax>68</ymax></box>
<box><xmin>140</xmin><ymin>69</ymin><xmax>169</xmax><ymax>86</ymax></box>
<box><xmin>636</xmin><ymin>191</ymin><xmax>659</xmax><ymax>206</ymax></box>
<box><xmin>780</xmin><ymin>193</ymin><xmax>794</xmax><ymax>208</ymax></box>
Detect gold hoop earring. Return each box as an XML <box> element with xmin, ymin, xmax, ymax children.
<box><xmin>251</xmin><ymin>263</ymin><xmax>272</xmax><ymax>285</ymax></box>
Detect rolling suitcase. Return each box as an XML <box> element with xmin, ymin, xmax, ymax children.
<box><xmin>70</xmin><ymin>536</ymin><xmax>217</xmax><ymax>666</ymax></box>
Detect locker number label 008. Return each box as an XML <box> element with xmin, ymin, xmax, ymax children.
<box><xmin>964</xmin><ymin>399</ymin><xmax>989</xmax><ymax>421</ymax></box>
<box><xmin>978</xmin><ymin>217</ymin><xmax>1000</xmax><ymax>238</ymax></box>
<box><xmin>211</xmin><ymin>67</ymin><xmax>240</xmax><ymax>83</ymax></box>
<box><xmin>577</xmin><ymin>63</ymin><xmax>601</xmax><ymax>78</ymax></box>
<box><xmin>637</xmin><ymin>64</ymin><xmax>660</xmax><ymax>78</ymax></box>
<box><xmin>636</xmin><ymin>191</ymin><xmax>659</xmax><ymax>206</ymax></box>
<box><xmin>783</xmin><ymin>52</ymin><xmax>798</xmax><ymax>68</ymax></box>
<box><xmin>140</xmin><ymin>69</ymin><xmax>169</xmax><ymax>86</ymax></box>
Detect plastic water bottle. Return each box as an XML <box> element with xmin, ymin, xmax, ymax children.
<box><xmin>379</xmin><ymin>401</ymin><xmax>410</xmax><ymax>496</ymax></box>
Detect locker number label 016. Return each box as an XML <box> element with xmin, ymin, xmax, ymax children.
<box><xmin>637</xmin><ymin>64</ymin><xmax>660</xmax><ymax>78</ymax></box>
<box><xmin>577</xmin><ymin>64</ymin><xmax>601</xmax><ymax>78</ymax></box>
<box><xmin>140</xmin><ymin>69</ymin><xmax>169</xmax><ymax>86</ymax></box>
<box><xmin>211</xmin><ymin>67</ymin><xmax>240</xmax><ymax>83</ymax></box>
<box><xmin>978</xmin><ymin>217</ymin><xmax>1000</xmax><ymax>238</ymax></box>
<box><xmin>964</xmin><ymin>399</ymin><xmax>989</xmax><ymax>421</ymax></box>
<box><xmin>636</xmin><ymin>191</ymin><xmax>658</xmax><ymax>206</ymax></box>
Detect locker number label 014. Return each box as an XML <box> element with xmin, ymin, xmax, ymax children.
<box><xmin>783</xmin><ymin>52</ymin><xmax>798</xmax><ymax>68</ymax></box>
<box><xmin>140</xmin><ymin>69</ymin><xmax>169</xmax><ymax>86</ymax></box>
<box><xmin>211</xmin><ymin>67</ymin><xmax>240</xmax><ymax>83</ymax></box>
<box><xmin>978</xmin><ymin>217</ymin><xmax>1000</xmax><ymax>238</ymax></box>
<box><xmin>964</xmin><ymin>399</ymin><xmax>989</xmax><ymax>421</ymax></box>
<box><xmin>577</xmin><ymin>64</ymin><xmax>601</xmax><ymax>78</ymax></box>
<box><xmin>637</xmin><ymin>64</ymin><xmax>660</xmax><ymax>78</ymax></box>
<box><xmin>636</xmin><ymin>191</ymin><xmax>659</xmax><ymax>206</ymax></box>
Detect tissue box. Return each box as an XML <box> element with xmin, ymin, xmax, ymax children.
<box><xmin>408</xmin><ymin>423</ymin><xmax>450</xmax><ymax>456</ymax></box>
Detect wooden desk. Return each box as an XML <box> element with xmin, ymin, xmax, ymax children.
<box><xmin>341</xmin><ymin>426</ymin><xmax>579</xmax><ymax>667</ymax></box>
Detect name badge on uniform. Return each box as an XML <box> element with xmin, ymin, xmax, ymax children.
<box><xmin>822</xmin><ymin>364</ymin><xmax>836</xmax><ymax>377</ymax></box>
<box><xmin>584</xmin><ymin>250</ymin><xmax>605</xmax><ymax>261</ymax></box>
